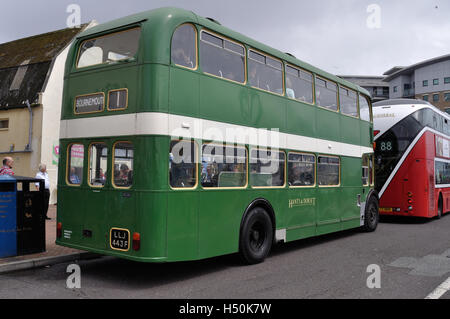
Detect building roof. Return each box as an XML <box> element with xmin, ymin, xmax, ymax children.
<box><xmin>0</xmin><ymin>25</ymin><xmax>88</xmax><ymax>110</ymax></box>
<box><xmin>338</xmin><ymin>75</ymin><xmax>388</xmax><ymax>87</ymax></box>
<box><xmin>383</xmin><ymin>54</ymin><xmax>450</xmax><ymax>82</ymax></box>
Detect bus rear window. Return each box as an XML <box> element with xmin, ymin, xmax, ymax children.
<box><xmin>113</xmin><ymin>142</ymin><xmax>134</xmax><ymax>188</ymax></box>
<box><xmin>77</xmin><ymin>28</ymin><xmax>141</xmax><ymax>68</ymax></box>
<box><xmin>68</xmin><ymin>144</ymin><xmax>84</xmax><ymax>186</ymax></box>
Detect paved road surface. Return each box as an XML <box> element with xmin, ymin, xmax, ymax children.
<box><xmin>1</xmin><ymin>214</ymin><xmax>449</xmax><ymax>299</ymax></box>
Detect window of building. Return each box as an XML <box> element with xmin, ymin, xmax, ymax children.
<box><xmin>89</xmin><ymin>143</ymin><xmax>108</xmax><ymax>187</ymax></box>
<box><xmin>423</xmin><ymin>95</ymin><xmax>429</xmax><ymax>101</ymax></box>
<box><xmin>67</xmin><ymin>144</ymin><xmax>84</xmax><ymax>186</ymax></box>
<box><xmin>359</xmin><ymin>95</ymin><xmax>371</xmax><ymax>122</ymax></box>
<box><xmin>0</xmin><ymin>119</ymin><xmax>9</xmax><ymax>130</ymax></box>
<box><xmin>169</xmin><ymin>140</ymin><xmax>197</xmax><ymax>189</ymax></box>
<box><xmin>318</xmin><ymin>156</ymin><xmax>340</xmax><ymax>186</ymax></box>
<box><xmin>339</xmin><ymin>87</ymin><xmax>358</xmax><ymax>117</ymax></box>
<box><xmin>250</xmin><ymin>149</ymin><xmax>285</xmax><ymax>188</ymax></box>
<box><xmin>200</xmin><ymin>31</ymin><xmax>245</xmax><ymax>83</ymax></box>
<box><xmin>433</xmin><ymin>79</ymin><xmax>440</xmax><ymax>86</ymax></box>
<box><xmin>285</xmin><ymin>65</ymin><xmax>313</xmax><ymax>104</ymax></box>
<box><xmin>444</xmin><ymin>93</ymin><xmax>450</xmax><ymax>102</ymax></box>
<box><xmin>113</xmin><ymin>142</ymin><xmax>134</xmax><ymax>188</ymax></box>
<box><xmin>445</xmin><ymin>77</ymin><xmax>450</xmax><ymax>84</ymax></box>
<box><xmin>77</xmin><ymin>28</ymin><xmax>141</xmax><ymax>68</ymax></box>
<box><xmin>201</xmin><ymin>144</ymin><xmax>247</xmax><ymax>188</ymax></box>
<box><xmin>172</xmin><ymin>24</ymin><xmax>197</xmax><ymax>69</ymax></box>
<box><xmin>108</xmin><ymin>89</ymin><xmax>128</xmax><ymax>110</ymax></box>
<box><xmin>248</xmin><ymin>50</ymin><xmax>283</xmax><ymax>94</ymax></box>
<box><xmin>423</xmin><ymin>80</ymin><xmax>429</xmax><ymax>87</ymax></box>
<box><xmin>393</xmin><ymin>86</ymin><xmax>398</xmax><ymax>93</ymax></box>
<box><xmin>288</xmin><ymin>153</ymin><xmax>315</xmax><ymax>187</ymax></box>
<box><xmin>315</xmin><ymin>77</ymin><xmax>338</xmax><ymax>111</ymax></box>
<box><xmin>433</xmin><ymin>94</ymin><xmax>440</xmax><ymax>102</ymax></box>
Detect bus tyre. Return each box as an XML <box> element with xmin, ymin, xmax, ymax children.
<box><xmin>363</xmin><ymin>196</ymin><xmax>379</xmax><ymax>232</ymax></box>
<box><xmin>239</xmin><ymin>207</ymin><xmax>273</xmax><ymax>265</ymax></box>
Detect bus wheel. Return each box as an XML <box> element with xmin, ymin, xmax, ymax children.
<box><xmin>437</xmin><ymin>195</ymin><xmax>443</xmax><ymax>219</ymax></box>
<box><xmin>239</xmin><ymin>207</ymin><xmax>273</xmax><ymax>265</ymax></box>
<box><xmin>363</xmin><ymin>196</ymin><xmax>379</xmax><ymax>232</ymax></box>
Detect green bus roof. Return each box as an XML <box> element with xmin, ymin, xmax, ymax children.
<box><xmin>76</xmin><ymin>7</ymin><xmax>370</xmax><ymax>97</ymax></box>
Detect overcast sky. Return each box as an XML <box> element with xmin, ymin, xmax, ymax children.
<box><xmin>1</xmin><ymin>0</ymin><xmax>449</xmax><ymax>76</ymax></box>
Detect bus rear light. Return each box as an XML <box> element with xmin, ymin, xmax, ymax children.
<box><xmin>373</xmin><ymin>142</ymin><xmax>376</xmax><ymax>150</ymax></box>
<box><xmin>395</xmin><ymin>208</ymin><xmax>401</xmax><ymax>212</ymax></box>
<box><xmin>407</xmin><ymin>199</ymin><xmax>413</xmax><ymax>204</ymax></box>
<box><xmin>57</xmin><ymin>222</ymin><xmax>62</xmax><ymax>239</ymax></box>
<box><xmin>132</xmin><ymin>232</ymin><xmax>141</xmax><ymax>251</ymax></box>
<box><xmin>408</xmin><ymin>192</ymin><xmax>413</xmax><ymax>197</ymax></box>
<box><xmin>408</xmin><ymin>206</ymin><xmax>413</xmax><ymax>211</ymax></box>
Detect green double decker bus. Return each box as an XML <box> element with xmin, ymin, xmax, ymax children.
<box><xmin>56</xmin><ymin>7</ymin><xmax>378</xmax><ymax>264</ymax></box>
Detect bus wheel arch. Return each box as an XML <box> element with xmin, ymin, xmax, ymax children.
<box><xmin>362</xmin><ymin>192</ymin><xmax>379</xmax><ymax>232</ymax></box>
<box><xmin>239</xmin><ymin>199</ymin><xmax>275</xmax><ymax>264</ymax></box>
<box><xmin>437</xmin><ymin>193</ymin><xmax>443</xmax><ymax>219</ymax></box>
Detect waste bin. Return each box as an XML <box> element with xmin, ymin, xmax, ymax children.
<box><xmin>0</xmin><ymin>176</ymin><xmax>17</xmax><ymax>258</ymax></box>
<box><xmin>0</xmin><ymin>176</ymin><xmax>46</xmax><ymax>258</ymax></box>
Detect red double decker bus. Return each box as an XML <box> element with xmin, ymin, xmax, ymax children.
<box><xmin>374</xmin><ymin>99</ymin><xmax>450</xmax><ymax>219</ymax></box>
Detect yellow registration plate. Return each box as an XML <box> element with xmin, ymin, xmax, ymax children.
<box><xmin>379</xmin><ymin>207</ymin><xmax>393</xmax><ymax>213</ymax></box>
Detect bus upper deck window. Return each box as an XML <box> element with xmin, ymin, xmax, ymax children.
<box><xmin>77</xmin><ymin>28</ymin><xmax>141</xmax><ymax>69</ymax></box>
<box><xmin>315</xmin><ymin>77</ymin><xmax>338</xmax><ymax>111</ymax></box>
<box><xmin>359</xmin><ymin>95</ymin><xmax>371</xmax><ymax>122</ymax></box>
<box><xmin>172</xmin><ymin>24</ymin><xmax>197</xmax><ymax>69</ymax></box>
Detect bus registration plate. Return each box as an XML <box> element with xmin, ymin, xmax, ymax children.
<box><xmin>110</xmin><ymin>228</ymin><xmax>130</xmax><ymax>251</ymax></box>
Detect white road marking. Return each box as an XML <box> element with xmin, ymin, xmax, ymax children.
<box><xmin>425</xmin><ymin>277</ymin><xmax>450</xmax><ymax>299</ymax></box>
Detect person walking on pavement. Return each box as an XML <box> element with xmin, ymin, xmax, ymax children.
<box><xmin>35</xmin><ymin>163</ymin><xmax>51</xmax><ymax>220</ymax></box>
<box><xmin>0</xmin><ymin>157</ymin><xmax>15</xmax><ymax>176</ymax></box>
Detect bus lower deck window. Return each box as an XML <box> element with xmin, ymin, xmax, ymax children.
<box><xmin>250</xmin><ymin>149</ymin><xmax>285</xmax><ymax>187</ymax></box>
<box><xmin>170</xmin><ymin>140</ymin><xmax>197</xmax><ymax>189</ymax></box>
<box><xmin>201</xmin><ymin>145</ymin><xmax>247</xmax><ymax>188</ymax></box>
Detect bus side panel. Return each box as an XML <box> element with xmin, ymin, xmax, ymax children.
<box><xmin>316</xmin><ymin>108</ymin><xmax>340</xmax><ymax>144</ymax></box>
<box><xmin>316</xmin><ymin>188</ymin><xmax>341</xmax><ymax>235</ymax></box>
<box><xmin>169</xmin><ymin>66</ymin><xmax>199</xmax><ymax>117</ymax></box>
<box><xmin>198</xmin><ymin>190</ymin><xmax>247</xmax><ymax>259</ymax></box>
<box><xmin>339</xmin><ymin>157</ymin><xmax>363</xmax><ymax>228</ymax></box>
<box><xmin>138</xmin><ymin>192</ymin><xmax>168</xmax><ymax>260</ymax></box>
<box><xmin>285</xmin><ymin>188</ymin><xmax>317</xmax><ymax>242</ymax></box>
<box><xmin>360</xmin><ymin>120</ymin><xmax>373</xmax><ymax>148</ymax></box>
<box><xmin>57</xmin><ymin>188</ymin><xmax>86</xmax><ymax>245</ymax></box>
<box><xmin>167</xmin><ymin>191</ymin><xmax>199</xmax><ymax>261</ymax></box>
<box><xmin>249</xmin><ymin>89</ymin><xmax>285</xmax><ymax>130</ymax></box>
<box><xmin>340</xmin><ymin>116</ymin><xmax>361</xmax><ymax>146</ymax></box>
<box><xmin>142</xmin><ymin>64</ymin><xmax>170</xmax><ymax>113</ymax></box>
<box><xmin>286</xmin><ymin>100</ymin><xmax>316</xmax><ymax>138</ymax></box>
<box><xmin>199</xmin><ymin>76</ymin><xmax>250</xmax><ymax>127</ymax></box>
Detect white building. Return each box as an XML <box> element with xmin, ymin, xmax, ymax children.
<box><xmin>0</xmin><ymin>23</ymin><xmax>95</xmax><ymax>203</ymax></box>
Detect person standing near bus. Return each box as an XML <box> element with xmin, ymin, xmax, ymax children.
<box><xmin>35</xmin><ymin>163</ymin><xmax>51</xmax><ymax>220</ymax></box>
<box><xmin>0</xmin><ymin>157</ymin><xmax>15</xmax><ymax>176</ymax></box>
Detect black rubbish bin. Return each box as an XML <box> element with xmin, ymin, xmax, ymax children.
<box><xmin>0</xmin><ymin>176</ymin><xmax>46</xmax><ymax>257</ymax></box>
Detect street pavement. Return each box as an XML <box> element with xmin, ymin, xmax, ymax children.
<box><xmin>0</xmin><ymin>212</ymin><xmax>449</xmax><ymax>299</ymax></box>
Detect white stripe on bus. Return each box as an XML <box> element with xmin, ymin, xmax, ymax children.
<box><xmin>60</xmin><ymin>113</ymin><xmax>374</xmax><ymax>158</ymax></box>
